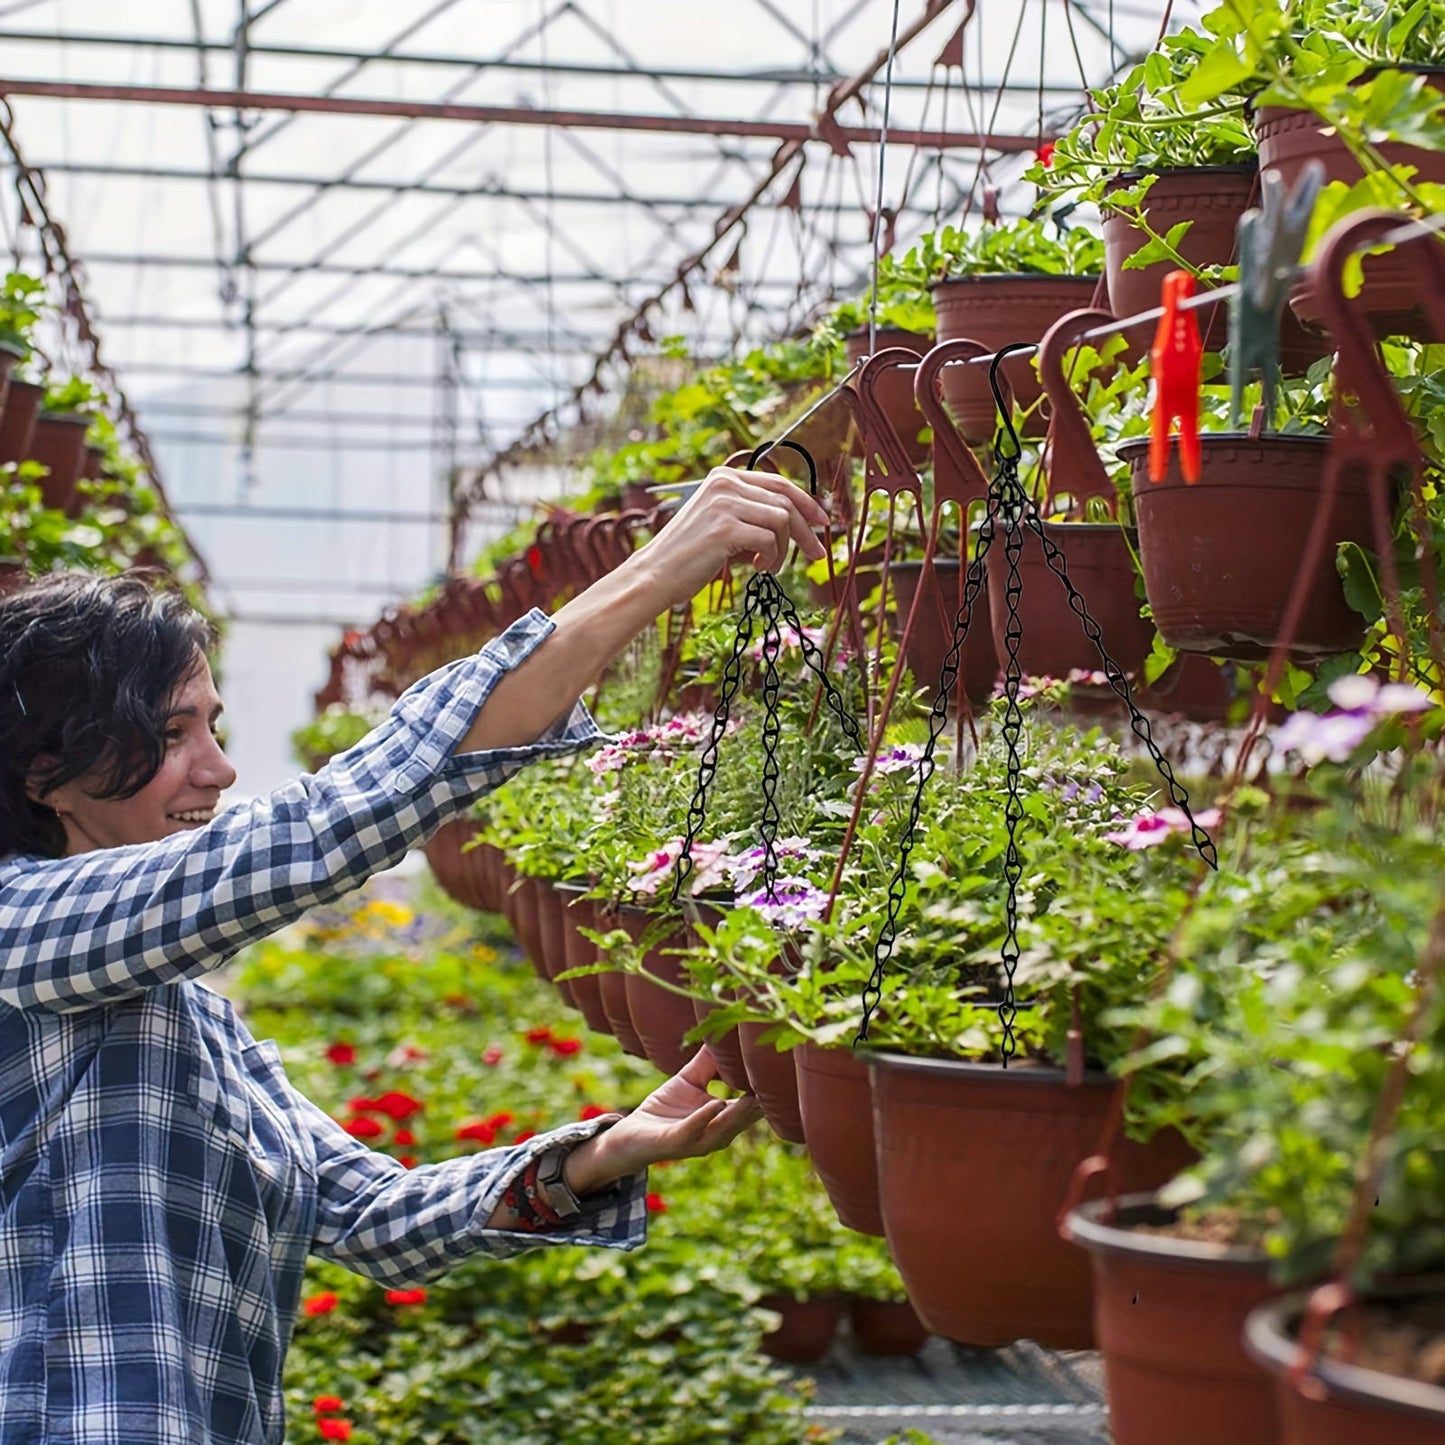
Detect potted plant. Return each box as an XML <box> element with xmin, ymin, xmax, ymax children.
<box><xmin>0</xmin><ymin>272</ymin><xmax>46</xmax><ymax>466</ymax></box>
<box><xmin>28</xmin><ymin>376</ymin><xmax>101</xmax><ymax>516</ymax></box>
<box><xmin>1068</xmin><ymin>693</ymin><xmax>1445</xmax><ymax>1445</ymax></box>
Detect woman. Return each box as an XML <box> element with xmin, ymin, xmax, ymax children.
<box><xmin>0</xmin><ymin>468</ymin><xmax>828</xmax><ymax>1444</ymax></box>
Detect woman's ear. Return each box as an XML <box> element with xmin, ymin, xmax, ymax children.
<box><xmin>22</xmin><ymin>756</ymin><xmax>60</xmax><ymax>809</ymax></box>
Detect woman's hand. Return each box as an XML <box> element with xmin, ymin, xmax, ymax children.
<box><xmin>562</xmin><ymin>1047</ymin><xmax>763</xmax><ymax>1195</ymax></box>
<box><xmin>627</xmin><ymin>466</ymin><xmax>830</xmax><ymax>613</ymax></box>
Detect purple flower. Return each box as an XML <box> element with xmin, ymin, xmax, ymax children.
<box><xmin>726</xmin><ymin>837</ymin><xmax>822</xmax><ymax>892</ymax></box>
<box><xmin>1103</xmin><ymin>806</ymin><xmax>1221</xmax><ymax>851</ymax></box>
<box><xmin>1272</xmin><ymin>675</ymin><xmax>1433</xmax><ymax>766</ymax></box>
<box><xmin>739</xmin><ymin>877</ymin><xmax>830</xmax><ymax>927</ymax></box>
<box><xmin>852</xmin><ymin>742</ymin><xmax>926</xmax><ymax>777</ymax></box>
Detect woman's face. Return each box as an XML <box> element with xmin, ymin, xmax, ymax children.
<box><xmin>41</xmin><ymin>652</ymin><xmax>238</xmax><ymax>855</ymax></box>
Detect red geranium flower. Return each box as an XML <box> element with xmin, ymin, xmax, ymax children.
<box><xmin>485</xmin><ymin>1111</ymin><xmax>515</xmax><ymax>1131</ymax></box>
<box><xmin>1035</xmin><ymin>140</ymin><xmax>1056</xmax><ymax>168</ymax></box>
<box><xmin>578</xmin><ymin>1103</ymin><xmax>609</xmax><ymax>1121</ymax></box>
<box><xmin>524</xmin><ymin>1026</ymin><xmax>553</xmax><ymax>1045</ymax></box>
<box><xmin>342</xmin><ymin>1117</ymin><xmax>385</xmax><ymax>1140</ymax></box>
<box><xmin>455</xmin><ymin>1120</ymin><xmax>497</xmax><ymax>1145</ymax></box>
<box><xmin>513</xmin><ymin>1129</ymin><xmax>537</xmax><ymax>1145</ymax></box>
<box><xmin>547</xmin><ymin>1037</ymin><xmax>583</xmax><ymax>1057</ymax></box>
<box><xmin>346</xmin><ymin>1096</ymin><xmax>381</xmax><ymax>1113</ymax></box>
<box><xmin>324</xmin><ymin>1042</ymin><xmax>356</xmax><ymax>1066</ymax></box>
<box><xmin>645</xmin><ymin>1193</ymin><xmax>668</xmax><ymax>1213</ymax></box>
<box><xmin>393</xmin><ymin>1128</ymin><xmax>417</xmax><ymax>1147</ymax></box>
<box><xmin>313</xmin><ymin>1395</ymin><xmax>344</xmax><ymax>1414</ymax></box>
<box><xmin>482</xmin><ymin>1046</ymin><xmax>504</xmax><ymax>1066</ymax></box>
<box><xmin>385</xmin><ymin>1288</ymin><xmax>428</xmax><ymax>1306</ymax></box>
<box><xmin>372</xmin><ymin>1091</ymin><xmax>424</xmax><ymax>1122</ymax></box>
<box><xmin>303</xmin><ymin>1293</ymin><xmax>339</xmax><ymax>1317</ymax></box>
<box><xmin>398</xmin><ymin>1155</ymin><xmax>417</xmax><ymax>1169</ymax></box>
<box><xmin>318</xmin><ymin>1420</ymin><xmax>353</xmax><ymax>1441</ymax></box>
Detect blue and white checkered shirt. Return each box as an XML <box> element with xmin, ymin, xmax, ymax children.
<box><xmin>0</xmin><ymin>609</ymin><xmax>648</xmax><ymax>1444</ymax></box>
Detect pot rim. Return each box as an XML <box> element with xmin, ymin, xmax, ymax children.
<box><xmin>34</xmin><ymin>409</ymin><xmax>93</xmax><ymax>427</ymax></box>
<box><xmin>844</xmin><ymin>325</ymin><xmax>934</xmax><ymax>343</ymax></box>
<box><xmin>1116</xmin><ymin>431</ymin><xmax>1331</xmax><ymax>461</ymax></box>
<box><xmin>1244</xmin><ymin>1279</ymin><xmax>1445</xmax><ymax>1422</ymax></box>
<box><xmin>1066</xmin><ymin>1191</ymin><xmax>1273</xmax><ymax>1270</ymax></box>
<box><xmin>1106</xmin><ymin>162</ymin><xmax>1260</xmax><ymax>186</ymax></box>
<box><xmin>0</xmin><ymin>338</ymin><xmax>27</xmax><ymax>361</ymax></box>
<box><xmin>860</xmin><ymin>1046</ymin><xmax>1117</xmax><ymax>1087</ymax></box>
<box><xmin>931</xmin><ymin>272</ymin><xmax>1102</xmax><ymax>291</ymax></box>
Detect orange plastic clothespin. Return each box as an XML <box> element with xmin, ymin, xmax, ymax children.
<box><xmin>1148</xmin><ymin>269</ymin><xmax>1203</xmax><ymax>483</ymax></box>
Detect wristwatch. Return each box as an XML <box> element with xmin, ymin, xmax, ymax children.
<box><xmin>534</xmin><ymin>1146</ymin><xmax>585</xmax><ymax>1220</ymax></box>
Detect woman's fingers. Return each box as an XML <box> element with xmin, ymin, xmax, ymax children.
<box><xmin>712</xmin><ymin>469</ymin><xmax>828</xmax><ymax>563</ymax></box>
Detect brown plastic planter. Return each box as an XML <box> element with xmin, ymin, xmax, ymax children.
<box><xmin>845</xmin><ymin>328</ymin><xmax>932</xmax><ymax>464</ymax></box>
<box><xmin>616</xmin><ymin>907</ymin><xmax>699</xmax><ymax>1076</ymax></box>
<box><xmin>1257</xmin><ymin>70</ymin><xmax>1445</xmax><ymax>339</ymax></box>
<box><xmin>985</xmin><ymin>520</ymin><xmax>1153</xmax><ymax>688</ymax></box>
<box><xmin>1065</xmin><ymin>1194</ymin><xmax>1281</xmax><ymax>1445</ymax></box>
<box><xmin>597</xmin><ymin>966</ymin><xmax>649</xmax><ymax>1060</ymax></box>
<box><xmin>794</xmin><ymin>1042</ymin><xmax>885</xmax><ymax>1237</ymax></box>
<box><xmin>887</xmin><ymin>558</ymin><xmax>1000</xmax><ymax>710</ymax></box>
<box><xmin>1121</xmin><ymin>434</ymin><xmax>1373</xmax><ymax>661</ymax></box>
<box><xmin>759</xmin><ymin>1294</ymin><xmax>846</xmax><ymax>1364</ymax></box>
<box><xmin>737</xmin><ymin>1023</ymin><xmax>806</xmax><ymax>1144</ymax></box>
<box><xmin>509</xmin><ymin>873</ymin><xmax>549</xmax><ymax>983</ymax></box>
<box><xmin>868</xmin><ymin>1051</ymin><xmax>1194</xmax><ymax>1349</ymax></box>
<box><xmin>27</xmin><ymin>412</ymin><xmax>91</xmax><ymax>515</ymax></box>
<box><xmin>0</xmin><ymin>377</ymin><xmax>42</xmax><ymax>465</ymax></box>
<box><xmin>849</xmin><ymin>1297</ymin><xmax>930</xmax><ymax>1356</ymax></box>
<box><xmin>532</xmin><ymin>881</ymin><xmax>578</xmax><ymax>1009</ymax></box>
<box><xmin>423</xmin><ymin>819</ymin><xmax>475</xmax><ymax>907</ymax></box>
<box><xmin>1245</xmin><ymin>1279</ymin><xmax>1445</xmax><ymax>1445</ymax></box>
<box><xmin>553</xmin><ymin>884</ymin><xmax>614</xmax><ymax>1036</ymax></box>
<box><xmin>933</xmin><ymin>275</ymin><xmax>1100</xmax><ymax>440</ymax></box>
<box><xmin>689</xmin><ymin>995</ymin><xmax>750</xmax><ymax>1091</ymax></box>
<box><xmin>0</xmin><ymin>560</ymin><xmax>26</xmax><ymax>596</ymax></box>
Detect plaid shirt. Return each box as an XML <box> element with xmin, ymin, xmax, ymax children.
<box><xmin>0</xmin><ymin>609</ymin><xmax>649</xmax><ymax>1445</ymax></box>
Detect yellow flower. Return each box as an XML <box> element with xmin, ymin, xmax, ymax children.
<box><xmin>361</xmin><ymin>900</ymin><xmax>415</xmax><ymax>928</ymax></box>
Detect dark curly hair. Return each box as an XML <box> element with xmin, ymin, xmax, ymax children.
<box><xmin>0</xmin><ymin>573</ymin><xmax>217</xmax><ymax>858</ymax></box>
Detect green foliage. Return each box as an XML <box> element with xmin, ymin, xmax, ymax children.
<box><xmin>0</xmin><ymin>271</ymin><xmax>46</xmax><ymax>358</ymax></box>
<box><xmin>291</xmin><ymin>706</ymin><xmax>384</xmax><ymax>769</ymax></box>
<box><xmin>42</xmin><ymin>375</ymin><xmax>103</xmax><ymax>415</ymax></box>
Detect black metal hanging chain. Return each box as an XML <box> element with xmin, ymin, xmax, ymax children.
<box><xmin>855</xmin><ymin>344</ymin><xmax>1216</xmax><ymax>1064</ymax></box>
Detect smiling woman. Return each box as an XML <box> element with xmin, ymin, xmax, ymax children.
<box><xmin>0</xmin><ymin>466</ymin><xmax>824</xmax><ymax>1445</ymax></box>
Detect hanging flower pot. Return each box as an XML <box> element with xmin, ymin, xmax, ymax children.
<box><xmin>508</xmin><ymin>872</ymin><xmax>550</xmax><ymax>985</ymax></box>
<box><xmin>0</xmin><ymin>377</ymin><xmax>42</xmax><ymax>466</ymax></box>
<box><xmin>848</xmin><ymin>1296</ymin><xmax>930</xmax><ymax>1357</ymax></box>
<box><xmin>423</xmin><ymin>819</ymin><xmax>480</xmax><ymax>908</ymax></box>
<box><xmin>27</xmin><ymin>411</ymin><xmax>91</xmax><ymax>515</ymax></box>
<box><xmin>532</xmin><ymin>881</ymin><xmax>578</xmax><ymax>1009</ymax></box>
<box><xmin>737</xmin><ymin>1023</ymin><xmax>806</xmax><ymax>1145</ymax></box>
<box><xmin>794</xmin><ymin>1042</ymin><xmax>885</xmax><ymax>1237</ymax></box>
<box><xmin>888</xmin><ymin>556</ymin><xmax>1000</xmax><ymax>710</ymax></box>
<box><xmin>552</xmin><ymin>883</ymin><xmax>614</xmax><ymax>1036</ymax></box>
<box><xmin>1255</xmin><ymin>70</ymin><xmax>1445</xmax><ymax>340</ymax></box>
<box><xmin>615</xmin><ymin>905</ymin><xmax>700</xmax><ymax>1076</ymax></box>
<box><xmin>1063</xmin><ymin>1193</ymin><xmax>1281</xmax><ymax>1445</ymax></box>
<box><xmin>1120</xmin><ymin>434</ymin><xmax>1373</xmax><ymax>661</ymax></box>
<box><xmin>758</xmin><ymin>1294</ymin><xmax>847</xmax><ymax>1364</ymax></box>
<box><xmin>845</xmin><ymin>328</ymin><xmax>933</xmax><ymax>464</ymax></box>
<box><xmin>868</xmin><ymin>1052</ymin><xmax>1194</xmax><ymax>1349</ymax></box>
<box><xmin>683</xmin><ymin>902</ymin><xmax>751</xmax><ymax>1091</ymax></box>
<box><xmin>933</xmin><ymin>276</ymin><xmax>1100</xmax><ymax>440</ymax></box>
<box><xmin>1244</xmin><ymin>1278</ymin><xmax>1445</xmax><ymax>1445</ymax></box>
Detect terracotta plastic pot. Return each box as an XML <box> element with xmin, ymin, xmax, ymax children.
<box><xmin>849</xmin><ymin>1297</ymin><xmax>930</xmax><ymax>1356</ymax></box>
<box><xmin>845</xmin><ymin>328</ymin><xmax>932</xmax><ymax>464</ymax></box>
<box><xmin>868</xmin><ymin>1051</ymin><xmax>1194</xmax><ymax>1350</ymax></box>
<box><xmin>509</xmin><ymin>873</ymin><xmax>549</xmax><ymax>984</ymax></box>
<box><xmin>1065</xmin><ymin>1194</ymin><xmax>1281</xmax><ymax>1445</ymax></box>
<box><xmin>0</xmin><ymin>345</ymin><xmax>15</xmax><ymax>406</ymax></box>
<box><xmin>598</xmin><ymin>965</ymin><xmax>649</xmax><ymax>1060</ymax></box>
<box><xmin>616</xmin><ymin>908</ymin><xmax>699</xmax><ymax>1076</ymax></box>
<box><xmin>1257</xmin><ymin>71</ymin><xmax>1445</xmax><ymax>340</ymax></box>
<box><xmin>423</xmin><ymin>819</ymin><xmax>476</xmax><ymax>907</ymax></box>
<box><xmin>689</xmin><ymin>996</ymin><xmax>750</xmax><ymax>1091</ymax></box>
<box><xmin>532</xmin><ymin>882</ymin><xmax>578</xmax><ymax>1009</ymax></box>
<box><xmin>887</xmin><ymin>557</ymin><xmax>1000</xmax><ymax>710</ymax></box>
<box><xmin>468</xmin><ymin>841</ymin><xmax>507</xmax><ymax>917</ymax></box>
<box><xmin>738</xmin><ymin>1023</ymin><xmax>806</xmax><ymax>1144</ymax></box>
<box><xmin>933</xmin><ymin>275</ymin><xmax>1100</xmax><ymax>440</ymax></box>
<box><xmin>0</xmin><ymin>378</ymin><xmax>42</xmax><ymax>466</ymax></box>
<box><xmin>1244</xmin><ymin>1278</ymin><xmax>1445</xmax><ymax>1445</ymax></box>
<box><xmin>759</xmin><ymin>1294</ymin><xmax>846</xmax><ymax>1364</ymax></box>
<box><xmin>0</xmin><ymin>560</ymin><xmax>26</xmax><ymax>596</ymax></box>
<box><xmin>794</xmin><ymin>1043</ymin><xmax>885</xmax><ymax>1237</ymax></box>
<box><xmin>1122</xmin><ymin>434</ymin><xmax>1373</xmax><ymax>661</ymax></box>
<box><xmin>985</xmin><ymin>519</ymin><xmax>1153</xmax><ymax>689</ymax></box>
<box><xmin>27</xmin><ymin>412</ymin><xmax>91</xmax><ymax>515</ymax></box>
<box><xmin>552</xmin><ymin>883</ymin><xmax>614</xmax><ymax>1036</ymax></box>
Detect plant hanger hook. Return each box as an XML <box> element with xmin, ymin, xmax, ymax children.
<box><xmin>988</xmin><ymin>343</ymin><xmax>1032</xmax><ymax>463</ymax></box>
<box><xmin>747</xmin><ymin>439</ymin><xmax>818</xmax><ymax>497</ymax></box>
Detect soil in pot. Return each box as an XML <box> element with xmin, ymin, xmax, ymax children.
<box><xmin>552</xmin><ymin>883</ymin><xmax>612</xmax><ymax>1030</ymax></box>
<box><xmin>845</xmin><ymin>328</ymin><xmax>933</xmax><ymax>465</ymax></box>
<box><xmin>848</xmin><ymin>1297</ymin><xmax>930</xmax><ymax>1357</ymax></box>
<box><xmin>27</xmin><ymin>412</ymin><xmax>91</xmax><ymax>515</ymax></box>
<box><xmin>933</xmin><ymin>276</ymin><xmax>1101</xmax><ymax>440</ymax></box>
<box><xmin>738</xmin><ymin>1023</ymin><xmax>806</xmax><ymax>1144</ymax></box>
<box><xmin>985</xmin><ymin>519</ymin><xmax>1154</xmax><ymax>694</ymax></box>
<box><xmin>615</xmin><ymin>908</ymin><xmax>700</xmax><ymax>1076</ymax></box>
<box><xmin>868</xmin><ymin>1051</ymin><xmax>1194</xmax><ymax>1350</ymax></box>
<box><xmin>1123</xmin><ymin>434</ymin><xmax>1374</xmax><ymax>661</ymax></box>
<box><xmin>887</xmin><ymin>558</ymin><xmax>1000</xmax><ymax>711</ymax></box>
<box><xmin>0</xmin><ymin>378</ymin><xmax>43</xmax><ymax>466</ymax></box>
<box><xmin>758</xmin><ymin>1294</ymin><xmax>846</xmax><ymax>1365</ymax></box>
<box><xmin>1256</xmin><ymin>72</ymin><xmax>1445</xmax><ymax>340</ymax></box>
<box><xmin>1245</xmin><ymin>1280</ymin><xmax>1445</xmax><ymax>1445</ymax></box>
<box><xmin>1065</xmin><ymin>1193</ymin><xmax>1282</xmax><ymax>1445</ymax></box>
<box><xmin>794</xmin><ymin>1042</ymin><xmax>885</xmax><ymax>1237</ymax></box>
